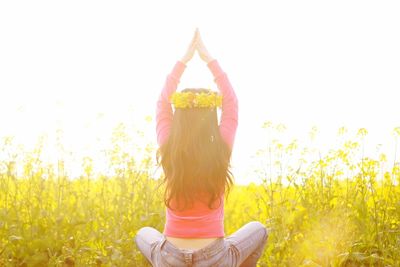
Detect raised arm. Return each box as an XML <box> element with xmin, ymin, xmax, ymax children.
<box><xmin>156</xmin><ymin>61</ymin><xmax>186</xmax><ymax>146</ymax></box>
<box><xmin>197</xmin><ymin>30</ymin><xmax>238</xmax><ymax>149</ymax></box>
<box><xmin>207</xmin><ymin>60</ymin><xmax>238</xmax><ymax>149</ymax></box>
<box><xmin>156</xmin><ymin>29</ymin><xmax>198</xmax><ymax>146</ymax></box>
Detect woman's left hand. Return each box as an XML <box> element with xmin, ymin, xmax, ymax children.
<box><xmin>180</xmin><ymin>28</ymin><xmax>199</xmax><ymax>64</ymax></box>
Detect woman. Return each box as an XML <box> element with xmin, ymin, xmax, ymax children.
<box><xmin>135</xmin><ymin>28</ymin><xmax>268</xmax><ymax>267</ymax></box>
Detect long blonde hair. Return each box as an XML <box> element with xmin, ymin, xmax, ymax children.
<box><xmin>156</xmin><ymin>88</ymin><xmax>234</xmax><ymax>211</ymax></box>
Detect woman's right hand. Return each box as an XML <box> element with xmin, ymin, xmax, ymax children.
<box><xmin>196</xmin><ymin>29</ymin><xmax>214</xmax><ymax>64</ymax></box>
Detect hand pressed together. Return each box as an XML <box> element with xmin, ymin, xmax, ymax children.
<box><xmin>180</xmin><ymin>28</ymin><xmax>214</xmax><ymax>65</ymax></box>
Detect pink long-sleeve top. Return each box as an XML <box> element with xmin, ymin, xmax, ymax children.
<box><xmin>156</xmin><ymin>59</ymin><xmax>238</xmax><ymax>237</ymax></box>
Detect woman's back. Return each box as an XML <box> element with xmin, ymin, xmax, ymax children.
<box><xmin>156</xmin><ymin>58</ymin><xmax>237</xmax><ymax>245</ymax></box>
<box><xmin>164</xmin><ymin>192</ymin><xmax>225</xmax><ymax>249</ymax></box>
<box><xmin>164</xmin><ymin>192</ymin><xmax>225</xmax><ymax>236</ymax></box>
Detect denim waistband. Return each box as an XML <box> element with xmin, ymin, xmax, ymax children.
<box><xmin>160</xmin><ymin>236</ymin><xmax>226</xmax><ymax>262</ymax></box>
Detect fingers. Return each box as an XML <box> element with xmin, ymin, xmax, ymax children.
<box><xmin>187</xmin><ymin>33</ymin><xmax>197</xmax><ymax>52</ymax></box>
<box><xmin>196</xmin><ymin>35</ymin><xmax>205</xmax><ymax>51</ymax></box>
<box><xmin>181</xmin><ymin>28</ymin><xmax>201</xmax><ymax>63</ymax></box>
<box><xmin>195</xmin><ymin>29</ymin><xmax>200</xmax><ymax>44</ymax></box>
<box><xmin>196</xmin><ymin>29</ymin><xmax>205</xmax><ymax>49</ymax></box>
<box><xmin>193</xmin><ymin>28</ymin><xmax>205</xmax><ymax>47</ymax></box>
<box><xmin>192</xmin><ymin>28</ymin><xmax>199</xmax><ymax>43</ymax></box>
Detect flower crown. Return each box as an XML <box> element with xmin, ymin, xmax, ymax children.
<box><xmin>170</xmin><ymin>90</ymin><xmax>223</xmax><ymax>109</ymax></box>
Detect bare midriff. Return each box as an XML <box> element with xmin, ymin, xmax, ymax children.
<box><xmin>165</xmin><ymin>236</ymin><xmax>219</xmax><ymax>250</ymax></box>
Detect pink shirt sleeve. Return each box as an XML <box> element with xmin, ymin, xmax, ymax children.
<box><xmin>156</xmin><ymin>59</ymin><xmax>238</xmax><ymax>149</ymax></box>
<box><xmin>156</xmin><ymin>60</ymin><xmax>186</xmax><ymax>146</ymax></box>
<box><xmin>208</xmin><ymin>59</ymin><xmax>239</xmax><ymax>149</ymax></box>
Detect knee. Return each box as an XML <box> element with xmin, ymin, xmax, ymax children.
<box><xmin>136</xmin><ymin>226</ymin><xmax>152</xmax><ymax>235</ymax></box>
<box><xmin>248</xmin><ymin>221</ymin><xmax>268</xmax><ymax>242</ymax></box>
<box><xmin>134</xmin><ymin>226</ymin><xmax>152</xmax><ymax>244</ymax></box>
<box><xmin>134</xmin><ymin>226</ymin><xmax>163</xmax><ymax>247</ymax></box>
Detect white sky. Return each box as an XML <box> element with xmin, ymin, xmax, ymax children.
<box><xmin>0</xmin><ymin>0</ymin><xmax>399</xmax><ymax>184</ymax></box>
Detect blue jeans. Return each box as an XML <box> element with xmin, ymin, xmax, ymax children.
<box><xmin>134</xmin><ymin>221</ymin><xmax>268</xmax><ymax>267</ymax></box>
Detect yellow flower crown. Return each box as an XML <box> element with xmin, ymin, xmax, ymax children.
<box><xmin>170</xmin><ymin>90</ymin><xmax>223</xmax><ymax>109</ymax></box>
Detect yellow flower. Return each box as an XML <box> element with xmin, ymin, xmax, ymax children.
<box><xmin>170</xmin><ymin>91</ymin><xmax>222</xmax><ymax>109</ymax></box>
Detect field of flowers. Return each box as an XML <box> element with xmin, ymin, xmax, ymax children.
<box><xmin>0</xmin><ymin>122</ymin><xmax>399</xmax><ymax>266</ymax></box>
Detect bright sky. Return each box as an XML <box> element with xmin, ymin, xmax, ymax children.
<box><xmin>0</xmin><ymin>1</ymin><xmax>399</xmax><ymax>184</ymax></box>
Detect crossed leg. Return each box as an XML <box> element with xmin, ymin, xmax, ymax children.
<box><xmin>135</xmin><ymin>222</ymin><xmax>268</xmax><ymax>267</ymax></box>
<box><xmin>225</xmin><ymin>221</ymin><xmax>269</xmax><ymax>267</ymax></box>
<box><xmin>135</xmin><ymin>226</ymin><xmax>164</xmax><ymax>264</ymax></box>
